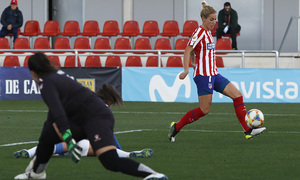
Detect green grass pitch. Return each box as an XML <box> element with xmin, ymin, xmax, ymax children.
<box><xmin>1</xmin><ymin>100</ymin><xmax>300</xmax><ymax>179</ymax></box>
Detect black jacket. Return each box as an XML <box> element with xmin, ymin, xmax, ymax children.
<box><xmin>218</xmin><ymin>8</ymin><xmax>240</xmax><ymax>32</ymax></box>
<box><xmin>1</xmin><ymin>6</ymin><xmax>23</xmax><ymax>29</ymax></box>
<box><xmin>40</xmin><ymin>70</ymin><xmax>109</xmax><ymax>134</ymax></box>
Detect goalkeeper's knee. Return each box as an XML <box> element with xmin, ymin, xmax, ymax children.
<box><xmin>98</xmin><ymin>149</ymin><xmax>120</xmax><ymax>172</ymax></box>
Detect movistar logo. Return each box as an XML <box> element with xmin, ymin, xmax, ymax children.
<box><xmin>149</xmin><ymin>72</ymin><xmax>191</xmax><ymax>102</ymax></box>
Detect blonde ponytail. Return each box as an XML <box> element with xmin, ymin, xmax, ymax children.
<box><xmin>200</xmin><ymin>1</ymin><xmax>216</xmax><ymax>18</ymax></box>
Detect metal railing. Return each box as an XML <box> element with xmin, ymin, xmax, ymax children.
<box><xmin>0</xmin><ymin>49</ymin><xmax>279</xmax><ymax>68</ymax></box>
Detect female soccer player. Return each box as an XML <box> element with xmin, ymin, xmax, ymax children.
<box><xmin>14</xmin><ymin>52</ymin><xmax>167</xmax><ymax>180</ymax></box>
<box><xmin>14</xmin><ymin>84</ymin><xmax>153</xmax><ymax>159</ymax></box>
<box><xmin>168</xmin><ymin>1</ymin><xmax>266</xmax><ymax>142</ymax></box>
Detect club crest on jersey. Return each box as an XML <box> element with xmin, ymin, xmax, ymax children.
<box><xmin>207</xmin><ymin>42</ymin><xmax>215</xmax><ymax>50</ymax></box>
<box><xmin>208</xmin><ymin>83</ymin><xmax>213</xmax><ymax>89</ymax></box>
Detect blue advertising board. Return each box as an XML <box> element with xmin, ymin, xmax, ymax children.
<box><xmin>122</xmin><ymin>67</ymin><xmax>300</xmax><ymax>103</ymax></box>
<box><xmin>0</xmin><ymin>67</ymin><xmax>41</xmax><ymax>100</ymax></box>
<box><xmin>1</xmin><ymin>67</ymin><xmax>299</xmax><ymax>103</ymax></box>
<box><xmin>0</xmin><ymin>67</ymin><xmax>121</xmax><ymax>100</ymax></box>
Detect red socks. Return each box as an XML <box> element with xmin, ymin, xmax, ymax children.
<box><xmin>176</xmin><ymin>107</ymin><xmax>205</xmax><ymax>132</ymax></box>
<box><xmin>176</xmin><ymin>96</ymin><xmax>249</xmax><ymax>132</ymax></box>
<box><xmin>233</xmin><ymin>96</ymin><xmax>250</xmax><ymax>132</ymax></box>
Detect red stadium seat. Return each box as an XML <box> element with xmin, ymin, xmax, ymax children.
<box><xmin>41</xmin><ymin>20</ymin><xmax>60</xmax><ymax>37</ymax></box>
<box><xmin>54</xmin><ymin>37</ymin><xmax>71</xmax><ymax>53</ymax></box>
<box><xmin>120</xmin><ymin>20</ymin><xmax>140</xmax><ymax>37</ymax></box>
<box><xmin>125</xmin><ymin>56</ymin><xmax>142</xmax><ymax>67</ymax></box>
<box><xmin>154</xmin><ymin>38</ymin><xmax>171</xmax><ymax>54</ymax></box>
<box><xmin>174</xmin><ymin>38</ymin><xmax>189</xmax><ymax>54</ymax></box>
<box><xmin>47</xmin><ymin>55</ymin><xmax>61</xmax><ymax>67</ymax></box>
<box><xmin>114</xmin><ymin>37</ymin><xmax>131</xmax><ymax>54</ymax></box>
<box><xmin>160</xmin><ymin>20</ymin><xmax>180</xmax><ymax>37</ymax></box>
<box><xmin>216</xmin><ymin>56</ymin><xmax>224</xmax><ymax>68</ymax></box>
<box><xmin>21</xmin><ymin>20</ymin><xmax>41</xmax><ymax>37</ymax></box>
<box><xmin>85</xmin><ymin>55</ymin><xmax>102</xmax><ymax>67</ymax></box>
<box><xmin>134</xmin><ymin>38</ymin><xmax>151</xmax><ymax>54</ymax></box>
<box><xmin>166</xmin><ymin>56</ymin><xmax>183</xmax><ymax>67</ymax></box>
<box><xmin>64</xmin><ymin>55</ymin><xmax>81</xmax><ymax>67</ymax></box>
<box><xmin>94</xmin><ymin>38</ymin><xmax>111</xmax><ymax>54</ymax></box>
<box><xmin>180</xmin><ymin>20</ymin><xmax>199</xmax><ymax>37</ymax></box>
<box><xmin>13</xmin><ymin>38</ymin><xmax>30</xmax><ymax>53</ymax></box>
<box><xmin>23</xmin><ymin>56</ymin><xmax>30</xmax><ymax>67</ymax></box>
<box><xmin>60</xmin><ymin>20</ymin><xmax>80</xmax><ymax>37</ymax></box>
<box><xmin>34</xmin><ymin>37</ymin><xmax>50</xmax><ymax>49</ymax></box>
<box><xmin>81</xmin><ymin>20</ymin><xmax>101</xmax><ymax>37</ymax></box>
<box><xmin>146</xmin><ymin>56</ymin><xmax>162</xmax><ymax>67</ymax></box>
<box><xmin>41</xmin><ymin>20</ymin><xmax>60</xmax><ymax>48</ymax></box>
<box><xmin>100</xmin><ymin>20</ymin><xmax>120</xmax><ymax>37</ymax></box>
<box><xmin>140</xmin><ymin>20</ymin><xmax>159</xmax><ymax>37</ymax></box>
<box><xmin>105</xmin><ymin>56</ymin><xmax>122</xmax><ymax>67</ymax></box>
<box><xmin>20</xmin><ymin>20</ymin><xmax>41</xmax><ymax>48</ymax></box>
<box><xmin>216</xmin><ymin>38</ymin><xmax>232</xmax><ymax>55</ymax></box>
<box><xmin>3</xmin><ymin>55</ymin><xmax>20</xmax><ymax>67</ymax></box>
<box><xmin>74</xmin><ymin>37</ymin><xmax>91</xmax><ymax>53</ymax></box>
<box><xmin>0</xmin><ymin>38</ymin><xmax>10</xmax><ymax>53</ymax></box>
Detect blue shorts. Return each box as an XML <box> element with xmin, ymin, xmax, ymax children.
<box><xmin>193</xmin><ymin>74</ymin><xmax>230</xmax><ymax>96</ymax></box>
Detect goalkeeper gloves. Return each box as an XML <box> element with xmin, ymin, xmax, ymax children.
<box><xmin>62</xmin><ymin>129</ymin><xmax>82</xmax><ymax>163</ymax></box>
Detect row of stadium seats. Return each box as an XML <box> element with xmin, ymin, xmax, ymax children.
<box><xmin>0</xmin><ymin>54</ymin><xmax>225</xmax><ymax>68</ymax></box>
<box><xmin>0</xmin><ymin>37</ymin><xmax>233</xmax><ymax>53</ymax></box>
<box><xmin>15</xmin><ymin>19</ymin><xmax>238</xmax><ymax>41</ymax></box>
<box><xmin>17</xmin><ymin>19</ymin><xmax>238</xmax><ymax>39</ymax></box>
<box><xmin>0</xmin><ymin>37</ymin><xmax>190</xmax><ymax>52</ymax></box>
<box><xmin>14</xmin><ymin>20</ymin><xmax>198</xmax><ymax>39</ymax></box>
<box><xmin>0</xmin><ymin>37</ymin><xmax>185</xmax><ymax>51</ymax></box>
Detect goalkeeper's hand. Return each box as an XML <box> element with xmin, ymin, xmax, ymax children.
<box><xmin>62</xmin><ymin>129</ymin><xmax>82</xmax><ymax>163</ymax></box>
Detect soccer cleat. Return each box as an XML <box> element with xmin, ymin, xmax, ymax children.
<box><xmin>14</xmin><ymin>170</ymin><xmax>46</xmax><ymax>179</ymax></box>
<box><xmin>244</xmin><ymin>127</ymin><xmax>266</xmax><ymax>140</ymax></box>
<box><xmin>14</xmin><ymin>149</ymin><xmax>30</xmax><ymax>158</ymax></box>
<box><xmin>143</xmin><ymin>173</ymin><xmax>168</xmax><ymax>180</ymax></box>
<box><xmin>129</xmin><ymin>148</ymin><xmax>153</xmax><ymax>158</ymax></box>
<box><xmin>168</xmin><ymin>122</ymin><xmax>178</xmax><ymax>142</ymax></box>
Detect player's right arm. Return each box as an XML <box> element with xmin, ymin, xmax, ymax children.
<box><xmin>179</xmin><ymin>45</ymin><xmax>194</xmax><ymax>80</ymax></box>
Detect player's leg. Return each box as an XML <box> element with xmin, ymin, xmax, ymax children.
<box><xmin>85</xmin><ymin>112</ymin><xmax>167</xmax><ymax>179</ymax></box>
<box><xmin>96</xmin><ymin>147</ymin><xmax>166</xmax><ymax>179</ymax></box>
<box><xmin>221</xmin><ymin>82</ymin><xmax>250</xmax><ymax>132</ymax></box>
<box><xmin>14</xmin><ymin>122</ymin><xmax>61</xmax><ymax>179</ymax></box>
<box><xmin>169</xmin><ymin>75</ymin><xmax>213</xmax><ymax>141</ymax></box>
<box><xmin>221</xmin><ymin>79</ymin><xmax>266</xmax><ymax>139</ymax></box>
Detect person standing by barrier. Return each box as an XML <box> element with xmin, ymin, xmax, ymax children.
<box><xmin>0</xmin><ymin>0</ymin><xmax>23</xmax><ymax>43</ymax></box>
<box><xmin>168</xmin><ymin>1</ymin><xmax>265</xmax><ymax>142</ymax></box>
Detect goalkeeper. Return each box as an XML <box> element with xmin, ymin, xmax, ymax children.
<box><xmin>14</xmin><ymin>84</ymin><xmax>153</xmax><ymax>159</ymax></box>
<box><xmin>14</xmin><ymin>52</ymin><xmax>167</xmax><ymax>180</ymax></box>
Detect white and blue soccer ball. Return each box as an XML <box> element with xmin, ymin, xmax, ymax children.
<box><xmin>245</xmin><ymin>109</ymin><xmax>264</xmax><ymax>129</ymax></box>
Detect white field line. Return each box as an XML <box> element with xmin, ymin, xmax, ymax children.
<box><xmin>1</xmin><ymin>128</ymin><xmax>300</xmax><ymax>148</ymax></box>
<box><xmin>0</xmin><ymin>109</ymin><xmax>299</xmax><ymax>117</ymax></box>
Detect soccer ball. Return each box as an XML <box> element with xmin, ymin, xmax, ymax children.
<box><xmin>245</xmin><ymin>109</ymin><xmax>264</xmax><ymax>129</ymax></box>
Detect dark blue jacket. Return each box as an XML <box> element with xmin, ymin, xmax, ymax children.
<box><xmin>1</xmin><ymin>6</ymin><xmax>23</xmax><ymax>29</ymax></box>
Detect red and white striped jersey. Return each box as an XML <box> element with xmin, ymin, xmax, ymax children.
<box><xmin>187</xmin><ymin>26</ymin><xmax>218</xmax><ymax>77</ymax></box>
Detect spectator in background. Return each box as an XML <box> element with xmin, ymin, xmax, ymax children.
<box><xmin>216</xmin><ymin>2</ymin><xmax>240</xmax><ymax>50</ymax></box>
<box><xmin>0</xmin><ymin>0</ymin><xmax>23</xmax><ymax>43</ymax></box>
